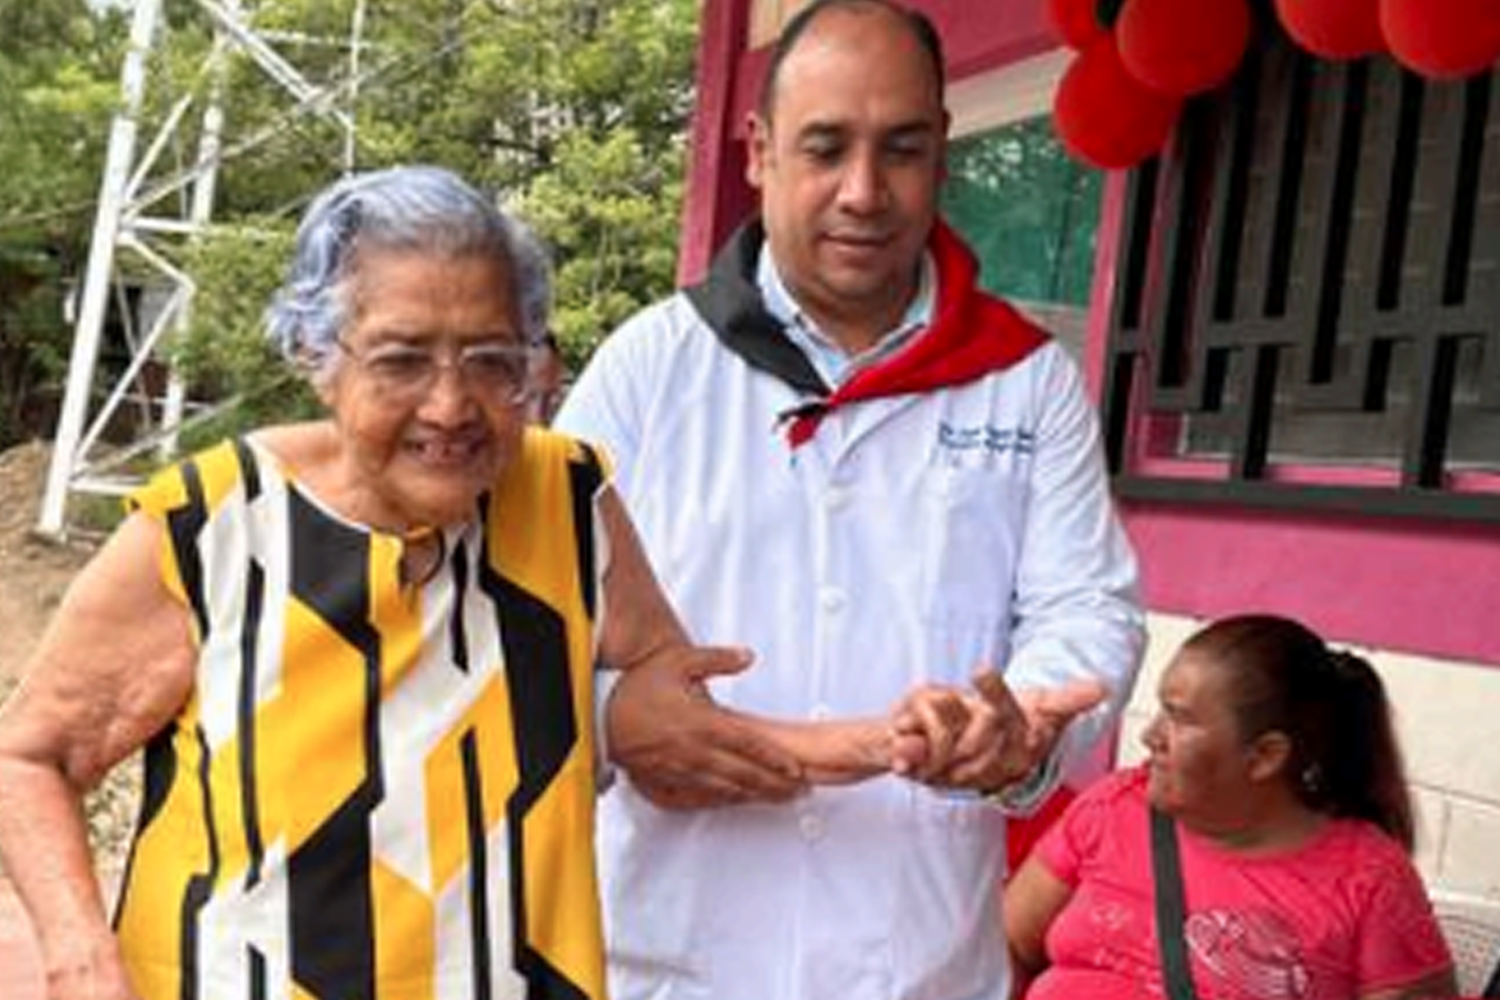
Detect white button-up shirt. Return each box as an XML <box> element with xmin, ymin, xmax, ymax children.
<box><xmin>557</xmin><ymin>250</ymin><xmax>1144</xmax><ymax>1000</ymax></box>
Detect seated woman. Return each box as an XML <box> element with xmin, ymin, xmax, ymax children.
<box><xmin>1006</xmin><ymin>614</ymin><xmax>1455</xmax><ymax>1000</ymax></box>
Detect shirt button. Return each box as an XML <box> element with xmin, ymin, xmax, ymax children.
<box><xmin>798</xmin><ymin>813</ymin><xmax>824</xmax><ymax>840</ymax></box>
<box><xmin>824</xmin><ymin>486</ymin><xmax>851</xmax><ymax>511</ymax></box>
<box><xmin>810</xmin><ymin>704</ymin><xmax>831</xmax><ymax>721</ymax></box>
<box><xmin>818</xmin><ymin>587</ymin><xmax>846</xmax><ymax>614</ymax></box>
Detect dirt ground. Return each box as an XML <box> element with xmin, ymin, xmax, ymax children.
<box><xmin>0</xmin><ymin>441</ymin><xmax>139</xmax><ymax>885</ymax></box>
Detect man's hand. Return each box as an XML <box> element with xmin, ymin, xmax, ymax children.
<box><xmin>890</xmin><ymin>668</ymin><xmax>1106</xmax><ymax>793</ymax></box>
<box><xmin>605</xmin><ymin>645</ymin><xmax>807</xmax><ymax>809</ymax></box>
<box><xmin>1009</xmin><ymin>677</ymin><xmax>1108</xmax><ymax>768</ymax></box>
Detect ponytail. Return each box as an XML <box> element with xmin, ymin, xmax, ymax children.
<box><xmin>1299</xmin><ymin>649</ymin><xmax>1413</xmax><ymax>851</ymax></box>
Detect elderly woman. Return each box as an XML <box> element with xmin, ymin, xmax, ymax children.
<box><xmin>0</xmin><ymin>166</ymin><xmax>912</xmax><ymax>1000</ymax></box>
<box><xmin>1006</xmin><ymin>615</ymin><xmax>1455</xmax><ymax>1000</ymax></box>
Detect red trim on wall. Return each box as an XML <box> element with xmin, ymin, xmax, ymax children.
<box><xmin>678</xmin><ymin>0</ymin><xmax>756</xmax><ymax>284</ymax></box>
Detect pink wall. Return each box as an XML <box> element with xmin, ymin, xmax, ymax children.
<box><xmin>1122</xmin><ymin>501</ymin><xmax>1500</xmax><ymax>664</ymax></box>
<box><xmin>1128</xmin><ymin>500</ymin><xmax>1500</xmax><ymax>665</ymax></box>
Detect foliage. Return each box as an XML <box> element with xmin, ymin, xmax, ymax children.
<box><xmin>0</xmin><ymin>1</ymin><xmax>123</xmax><ymax>225</ymax></box>
<box><xmin>518</xmin><ymin>126</ymin><xmax>685</xmax><ymax>364</ymax></box>
<box><xmin>0</xmin><ymin>247</ymin><xmax>70</xmax><ymax>443</ymax></box>
<box><xmin>394</xmin><ymin>0</ymin><xmax>700</xmax><ymax>361</ymax></box>
<box><xmin>0</xmin><ymin>0</ymin><xmax>701</xmax><ymax>448</ymax></box>
<box><xmin>172</xmin><ymin>219</ymin><xmax>322</xmax><ymax>448</ymax></box>
<box><xmin>0</xmin><ymin>0</ymin><xmax>126</xmax><ymax>445</ymax></box>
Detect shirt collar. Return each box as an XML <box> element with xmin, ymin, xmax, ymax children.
<box><xmin>756</xmin><ymin>244</ymin><xmax>936</xmax><ymax>388</ymax></box>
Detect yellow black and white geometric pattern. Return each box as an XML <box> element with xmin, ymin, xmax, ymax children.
<box><xmin>113</xmin><ymin>427</ymin><xmax>606</xmax><ymax>1000</ymax></box>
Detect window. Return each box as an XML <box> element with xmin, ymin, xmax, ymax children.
<box><xmin>1101</xmin><ymin>35</ymin><xmax>1500</xmax><ymax>523</ymax></box>
<box><xmin>941</xmin><ymin>54</ymin><xmax>1101</xmax><ymax>360</ymax></box>
<box><xmin>943</xmin><ymin>118</ymin><xmax>1101</xmax><ymax>358</ymax></box>
<box><xmin>944</xmin><ymin>117</ymin><xmax>1101</xmax><ymax>303</ymax></box>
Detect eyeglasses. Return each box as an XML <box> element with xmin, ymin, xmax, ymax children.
<box><xmin>336</xmin><ymin>339</ymin><xmax>540</xmax><ymax>406</ymax></box>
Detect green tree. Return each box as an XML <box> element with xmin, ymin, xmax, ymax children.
<box><xmin>0</xmin><ymin>0</ymin><xmax>126</xmax><ymax>444</ymax></box>
<box><xmin>181</xmin><ymin>0</ymin><xmax>700</xmax><ymax>425</ymax></box>
<box><xmin>0</xmin><ymin>0</ymin><xmax>700</xmax><ymax>448</ymax></box>
<box><xmin>361</xmin><ymin>0</ymin><xmax>700</xmax><ymax>363</ymax></box>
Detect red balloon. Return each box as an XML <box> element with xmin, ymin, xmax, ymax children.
<box><xmin>1380</xmin><ymin>0</ymin><xmax>1500</xmax><ymax>80</ymax></box>
<box><xmin>1054</xmin><ymin>38</ymin><xmax>1184</xmax><ymax>170</ymax></box>
<box><xmin>1047</xmin><ymin>0</ymin><xmax>1106</xmax><ymax>50</ymax></box>
<box><xmin>1117</xmin><ymin>0</ymin><xmax>1253</xmax><ymax>95</ymax></box>
<box><xmin>1275</xmin><ymin>0</ymin><xmax>1384</xmax><ymax>59</ymax></box>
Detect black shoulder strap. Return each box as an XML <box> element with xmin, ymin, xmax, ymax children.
<box><xmin>1150</xmin><ymin>806</ymin><xmax>1199</xmax><ymax>1000</ymax></box>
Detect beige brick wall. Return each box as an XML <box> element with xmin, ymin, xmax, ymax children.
<box><xmin>1118</xmin><ymin>613</ymin><xmax>1500</xmax><ymax>899</ymax></box>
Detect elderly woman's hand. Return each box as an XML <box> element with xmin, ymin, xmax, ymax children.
<box><xmin>887</xmin><ymin>682</ymin><xmax>983</xmax><ymax>783</ymax></box>
<box><xmin>605</xmin><ymin>645</ymin><xmax>808</xmax><ymax>809</ymax></box>
<box><xmin>890</xmin><ymin>669</ymin><xmax>1105</xmax><ymax>793</ymax></box>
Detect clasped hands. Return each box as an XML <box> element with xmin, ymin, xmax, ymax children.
<box><xmin>604</xmin><ymin>644</ymin><xmax>1106</xmax><ymax>810</ymax></box>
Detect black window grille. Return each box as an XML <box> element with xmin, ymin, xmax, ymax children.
<box><xmin>1101</xmin><ymin>31</ymin><xmax>1500</xmax><ymax>524</ymax></box>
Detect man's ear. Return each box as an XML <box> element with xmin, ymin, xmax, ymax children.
<box><xmin>745</xmin><ymin>111</ymin><xmax>770</xmax><ymax>189</ymax></box>
<box><xmin>1245</xmin><ymin>730</ymin><xmax>1293</xmax><ymax>784</ymax></box>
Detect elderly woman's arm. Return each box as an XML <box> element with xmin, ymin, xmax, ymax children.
<box><xmin>1004</xmin><ymin>854</ymin><xmax>1074</xmax><ymax>998</ymax></box>
<box><xmin>593</xmin><ymin>487</ymin><xmax>905</xmax><ymax>807</ymax></box>
<box><xmin>0</xmin><ymin>513</ymin><xmax>196</xmax><ymax>1000</ymax></box>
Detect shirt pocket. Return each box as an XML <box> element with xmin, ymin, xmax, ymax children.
<box><xmin>919</xmin><ymin>465</ymin><xmax>1027</xmax><ymax>629</ymax></box>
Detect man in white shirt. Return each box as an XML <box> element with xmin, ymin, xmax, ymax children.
<box><xmin>556</xmin><ymin>2</ymin><xmax>1146</xmax><ymax>998</ymax></box>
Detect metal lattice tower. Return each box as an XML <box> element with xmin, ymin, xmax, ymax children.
<box><xmin>37</xmin><ymin>0</ymin><xmax>368</xmax><ymax>536</ymax></box>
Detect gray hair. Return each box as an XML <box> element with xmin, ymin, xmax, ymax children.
<box><xmin>265</xmin><ymin>165</ymin><xmax>552</xmax><ymax>371</ymax></box>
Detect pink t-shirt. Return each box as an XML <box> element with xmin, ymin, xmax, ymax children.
<box><xmin>1028</xmin><ymin>768</ymin><xmax>1451</xmax><ymax>1000</ymax></box>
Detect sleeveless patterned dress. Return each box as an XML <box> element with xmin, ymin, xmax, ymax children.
<box><xmin>113</xmin><ymin>428</ymin><xmax>607</xmax><ymax>1000</ymax></box>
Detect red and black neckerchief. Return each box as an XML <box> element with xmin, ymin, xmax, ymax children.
<box><xmin>684</xmin><ymin>218</ymin><xmax>1050</xmax><ymax>448</ymax></box>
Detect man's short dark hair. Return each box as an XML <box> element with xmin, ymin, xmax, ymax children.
<box><xmin>755</xmin><ymin>0</ymin><xmax>946</xmax><ymax>121</ymax></box>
